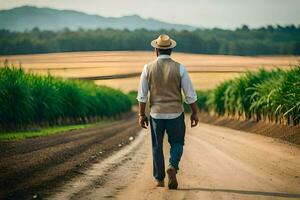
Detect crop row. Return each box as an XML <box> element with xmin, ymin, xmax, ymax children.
<box><xmin>195</xmin><ymin>66</ymin><xmax>300</xmax><ymax>125</ymax></box>
<box><xmin>0</xmin><ymin>65</ymin><xmax>132</xmax><ymax>131</ymax></box>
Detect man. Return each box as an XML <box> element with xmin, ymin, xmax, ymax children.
<box><xmin>137</xmin><ymin>34</ymin><xmax>199</xmax><ymax>190</ymax></box>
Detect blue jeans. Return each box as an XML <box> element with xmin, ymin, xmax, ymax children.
<box><xmin>150</xmin><ymin>113</ymin><xmax>186</xmax><ymax>181</ymax></box>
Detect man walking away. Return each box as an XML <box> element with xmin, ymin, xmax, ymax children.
<box><xmin>137</xmin><ymin>34</ymin><xmax>199</xmax><ymax>189</ymax></box>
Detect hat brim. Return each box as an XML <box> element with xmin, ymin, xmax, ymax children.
<box><xmin>151</xmin><ymin>39</ymin><xmax>177</xmax><ymax>49</ymax></box>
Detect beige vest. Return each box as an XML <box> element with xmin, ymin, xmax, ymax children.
<box><xmin>146</xmin><ymin>58</ymin><xmax>184</xmax><ymax>113</ymax></box>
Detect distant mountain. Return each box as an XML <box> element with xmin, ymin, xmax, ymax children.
<box><xmin>0</xmin><ymin>6</ymin><xmax>198</xmax><ymax>31</ymax></box>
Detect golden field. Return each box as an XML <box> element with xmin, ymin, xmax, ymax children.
<box><xmin>1</xmin><ymin>51</ymin><xmax>299</xmax><ymax>91</ymax></box>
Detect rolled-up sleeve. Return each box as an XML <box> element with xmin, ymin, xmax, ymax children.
<box><xmin>180</xmin><ymin>64</ymin><xmax>197</xmax><ymax>104</ymax></box>
<box><xmin>137</xmin><ymin>65</ymin><xmax>149</xmax><ymax>103</ymax></box>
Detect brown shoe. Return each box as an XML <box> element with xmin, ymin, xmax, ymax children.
<box><xmin>166</xmin><ymin>165</ymin><xmax>178</xmax><ymax>189</ymax></box>
<box><xmin>156</xmin><ymin>179</ymin><xmax>165</xmax><ymax>187</ymax></box>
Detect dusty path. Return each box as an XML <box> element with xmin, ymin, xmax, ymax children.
<box><xmin>47</xmin><ymin>122</ymin><xmax>300</xmax><ymax>200</ymax></box>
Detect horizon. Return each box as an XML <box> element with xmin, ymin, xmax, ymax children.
<box><xmin>0</xmin><ymin>0</ymin><xmax>300</xmax><ymax>29</ymax></box>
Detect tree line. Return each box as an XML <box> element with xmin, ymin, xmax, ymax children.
<box><xmin>0</xmin><ymin>25</ymin><xmax>299</xmax><ymax>55</ymax></box>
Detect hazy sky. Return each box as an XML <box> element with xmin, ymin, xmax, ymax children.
<box><xmin>1</xmin><ymin>0</ymin><xmax>300</xmax><ymax>29</ymax></box>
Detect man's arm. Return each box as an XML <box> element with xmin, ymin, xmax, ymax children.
<box><xmin>180</xmin><ymin>64</ymin><xmax>199</xmax><ymax>127</ymax></box>
<box><xmin>137</xmin><ymin>65</ymin><xmax>149</xmax><ymax>129</ymax></box>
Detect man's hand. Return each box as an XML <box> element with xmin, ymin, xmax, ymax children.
<box><xmin>139</xmin><ymin>115</ymin><xmax>149</xmax><ymax>129</ymax></box>
<box><xmin>138</xmin><ymin>102</ymin><xmax>148</xmax><ymax>129</ymax></box>
<box><xmin>190</xmin><ymin>112</ymin><xmax>199</xmax><ymax>127</ymax></box>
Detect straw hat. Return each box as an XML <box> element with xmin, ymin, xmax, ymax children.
<box><xmin>151</xmin><ymin>34</ymin><xmax>177</xmax><ymax>49</ymax></box>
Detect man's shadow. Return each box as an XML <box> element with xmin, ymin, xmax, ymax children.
<box><xmin>177</xmin><ymin>187</ymin><xmax>300</xmax><ymax>198</ymax></box>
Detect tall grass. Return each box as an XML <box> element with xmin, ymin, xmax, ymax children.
<box><xmin>127</xmin><ymin>91</ymin><xmax>138</xmax><ymax>105</ymax></box>
<box><xmin>198</xmin><ymin>66</ymin><xmax>300</xmax><ymax>126</ymax></box>
<box><xmin>250</xmin><ymin>67</ymin><xmax>300</xmax><ymax>125</ymax></box>
<box><xmin>0</xmin><ymin>65</ymin><xmax>132</xmax><ymax>131</ymax></box>
<box><xmin>195</xmin><ymin>91</ymin><xmax>210</xmax><ymax>112</ymax></box>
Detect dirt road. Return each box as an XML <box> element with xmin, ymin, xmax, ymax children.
<box><xmin>47</xmin><ymin>122</ymin><xmax>300</xmax><ymax>200</ymax></box>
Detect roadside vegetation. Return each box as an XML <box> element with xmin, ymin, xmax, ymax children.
<box><xmin>0</xmin><ymin>121</ymin><xmax>112</xmax><ymax>141</ymax></box>
<box><xmin>127</xmin><ymin>91</ymin><xmax>138</xmax><ymax>105</ymax></box>
<box><xmin>194</xmin><ymin>66</ymin><xmax>300</xmax><ymax>125</ymax></box>
<box><xmin>0</xmin><ymin>64</ymin><xmax>132</xmax><ymax>132</ymax></box>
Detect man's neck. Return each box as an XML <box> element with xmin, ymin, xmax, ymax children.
<box><xmin>157</xmin><ymin>54</ymin><xmax>171</xmax><ymax>59</ymax></box>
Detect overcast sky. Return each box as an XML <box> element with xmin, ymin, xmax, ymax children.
<box><xmin>1</xmin><ymin>0</ymin><xmax>299</xmax><ymax>29</ymax></box>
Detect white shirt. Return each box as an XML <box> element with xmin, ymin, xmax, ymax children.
<box><xmin>137</xmin><ymin>55</ymin><xmax>197</xmax><ymax>119</ymax></box>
